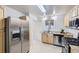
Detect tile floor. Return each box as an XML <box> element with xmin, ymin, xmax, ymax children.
<box><xmin>30</xmin><ymin>39</ymin><xmax>62</xmax><ymax>53</ymax></box>
<box><xmin>10</xmin><ymin>38</ymin><xmax>29</xmax><ymax>53</ymax></box>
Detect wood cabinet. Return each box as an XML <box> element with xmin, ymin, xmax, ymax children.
<box><xmin>64</xmin><ymin>14</ymin><xmax>70</xmax><ymax>27</ymax></box>
<box><xmin>77</xmin><ymin>6</ymin><xmax>79</xmax><ymax>16</ymax></box>
<box><xmin>42</xmin><ymin>32</ymin><xmax>54</xmax><ymax>44</ymax></box>
<box><xmin>0</xmin><ymin>7</ymin><xmax>4</xmax><ymax>29</ymax></box>
<box><xmin>0</xmin><ymin>7</ymin><xmax>5</xmax><ymax>53</ymax></box>
<box><xmin>72</xmin><ymin>6</ymin><xmax>78</xmax><ymax>17</ymax></box>
<box><xmin>70</xmin><ymin>45</ymin><xmax>79</xmax><ymax>53</ymax></box>
<box><xmin>0</xmin><ymin>30</ymin><xmax>3</xmax><ymax>52</ymax></box>
<box><xmin>42</xmin><ymin>32</ymin><xmax>48</xmax><ymax>43</ymax></box>
<box><xmin>64</xmin><ymin>6</ymin><xmax>79</xmax><ymax>27</ymax></box>
<box><xmin>0</xmin><ymin>30</ymin><xmax>5</xmax><ymax>53</ymax></box>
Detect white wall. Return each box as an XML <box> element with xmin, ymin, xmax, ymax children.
<box><xmin>29</xmin><ymin>14</ymin><xmax>42</xmax><ymax>41</ymax></box>
<box><xmin>29</xmin><ymin>14</ymin><xmax>43</xmax><ymax>52</ymax></box>
<box><xmin>65</xmin><ymin>28</ymin><xmax>79</xmax><ymax>38</ymax></box>
<box><xmin>42</xmin><ymin>15</ymin><xmax>64</xmax><ymax>32</ymax></box>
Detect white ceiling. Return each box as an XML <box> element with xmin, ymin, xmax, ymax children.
<box><xmin>44</xmin><ymin>5</ymin><xmax>74</xmax><ymax>15</ymax></box>
<box><xmin>7</xmin><ymin>5</ymin><xmax>29</xmax><ymax>15</ymax></box>
<box><xmin>7</xmin><ymin>5</ymin><xmax>75</xmax><ymax>16</ymax></box>
<box><xmin>29</xmin><ymin>5</ymin><xmax>75</xmax><ymax>16</ymax></box>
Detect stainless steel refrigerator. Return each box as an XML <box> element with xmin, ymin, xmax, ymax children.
<box><xmin>5</xmin><ymin>17</ymin><xmax>29</xmax><ymax>53</ymax></box>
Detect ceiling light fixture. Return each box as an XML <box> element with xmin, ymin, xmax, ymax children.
<box><xmin>51</xmin><ymin>16</ymin><xmax>57</xmax><ymax>20</ymax></box>
<box><xmin>37</xmin><ymin>5</ymin><xmax>46</xmax><ymax>13</ymax></box>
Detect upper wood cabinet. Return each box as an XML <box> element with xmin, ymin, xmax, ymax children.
<box><xmin>64</xmin><ymin>6</ymin><xmax>79</xmax><ymax>27</ymax></box>
<box><xmin>0</xmin><ymin>7</ymin><xmax>3</xmax><ymax>19</ymax></box>
<box><xmin>0</xmin><ymin>7</ymin><xmax>4</xmax><ymax>29</ymax></box>
<box><xmin>77</xmin><ymin>6</ymin><xmax>79</xmax><ymax>16</ymax></box>
<box><xmin>72</xmin><ymin>6</ymin><xmax>78</xmax><ymax>17</ymax></box>
<box><xmin>64</xmin><ymin>13</ymin><xmax>70</xmax><ymax>27</ymax></box>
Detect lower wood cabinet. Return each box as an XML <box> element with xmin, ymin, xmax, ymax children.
<box><xmin>0</xmin><ymin>30</ymin><xmax>3</xmax><ymax>52</ymax></box>
<box><xmin>42</xmin><ymin>32</ymin><xmax>54</xmax><ymax>44</ymax></box>
<box><xmin>70</xmin><ymin>45</ymin><xmax>79</xmax><ymax>53</ymax></box>
<box><xmin>0</xmin><ymin>30</ymin><xmax>5</xmax><ymax>52</ymax></box>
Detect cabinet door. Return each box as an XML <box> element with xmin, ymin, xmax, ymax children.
<box><xmin>72</xmin><ymin>6</ymin><xmax>77</xmax><ymax>17</ymax></box>
<box><xmin>0</xmin><ymin>7</ymin><xmax>4</xmax><ymax>29</ymax></box>
<box><xmin>42</xmin><ymin>33</ymin><xmax>48</xmax><ymax>43</ymax></box>
<box><xmin>0</xmin><ymin>7</ymin><xmax>3</xmax><ymax>19</ymax></box>
<box><xmin>64</xmin><ymin>15</ymin><xmax>69</xmax><ymax>27</ymax></box>
<box><xmin>2</xmin><ymin>30</ymin><xmax>5</xmax><ymax>52</ymax></box>
<box><xmin>47</xmin><ymin>34</ymin><xmax>53</xmax><ymax>44</ymax></box>
<box><xmin>0</xmin><ymin>30</ymin><xmax>5</xmax><ymax>52</ymax></box>
<box><xmin>0</xmin><ymin>20</ymin><xmax>3</xmax><ymax>29</ymax></box>
<box><xmin>77</xmin><ymin>6</ymin><xmax>79</xmax><ymax>16</ymax></box>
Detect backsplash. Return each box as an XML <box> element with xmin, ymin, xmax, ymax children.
<box><xmin>65</xmin><ymin>28</ymin><xmax>79</xmax><ymax>38</ymax></box>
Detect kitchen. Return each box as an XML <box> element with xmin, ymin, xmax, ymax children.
<box><xmin>0</xmin><ymin>5</ymin><xmax>79</xmax><ymax>53</ymax></box>
<box><xmin>29</xmin><ymin>5</ymin><xmax>79</xmax><ymax>53</ymax></box>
